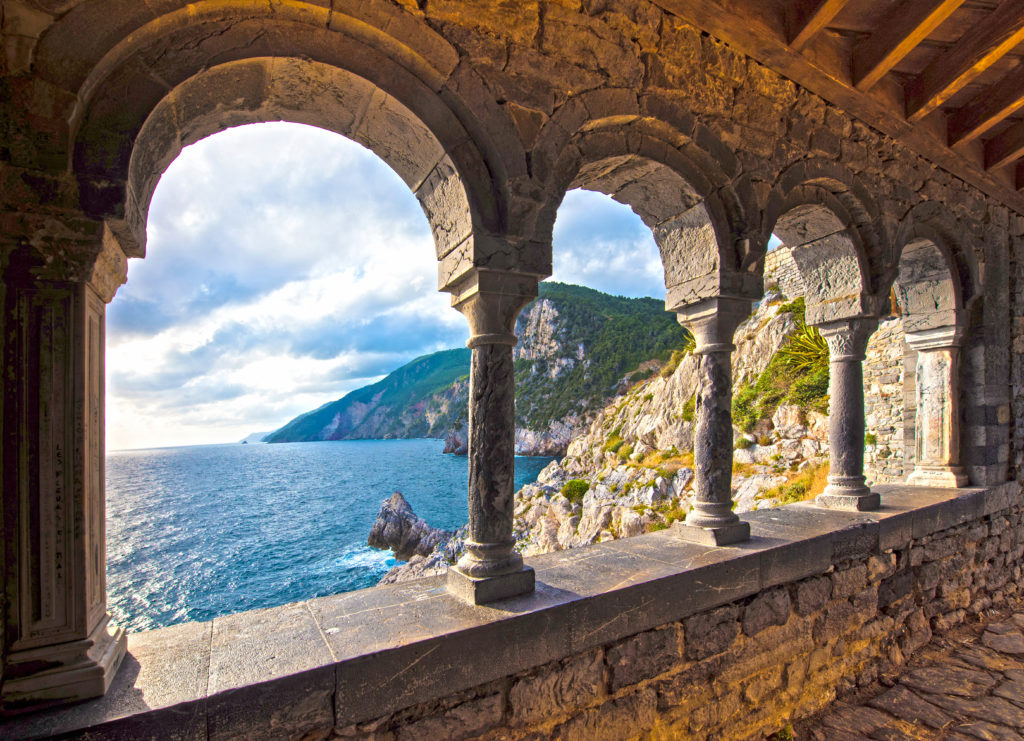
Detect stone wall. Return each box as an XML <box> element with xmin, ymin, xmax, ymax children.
<box><xmin>764</xmin><ymin>246</ymin><xmax>804</xmax><ymax>301</ymax></box>
<box><xmin>864</xmin><ymin>318</ymin><xmax>908</xmax><ymax>484</ymax></box>
<box><xmin>335</xmin><ymin>486</ymin><xmax>1022</xmax><ymax>741</ymax></box>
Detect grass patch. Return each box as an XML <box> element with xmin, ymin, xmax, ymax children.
<box><xmin>758</xmin><ymin>463</ymin><xmax>830</xmax><ymax>506</ymax></box>
<box><xmin>735</xmin><ymin>437</ymin><xmax>754</xmax><ymax>450</ymax></box>
<box><xmin>681</xmin><ymin>395</ymin><xmax>696</xmax><ymax>423</ymax></box>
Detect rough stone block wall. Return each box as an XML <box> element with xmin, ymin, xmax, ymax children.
<box><xmin>864</xmin><ymin>317</ymin><xmax>906</xmax><ymax>484</ymax></box>
<box><xmin>335</xmin><ymin>502</ymin><xmax>1023</xmax><ymax>741</ymax></box>
<box><xmin>763</xmin><ymin>246</ymin><xmax>804</xmax><ymax>301</ymax></box>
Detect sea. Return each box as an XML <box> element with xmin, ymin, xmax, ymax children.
<box><xmin>106</xmin><ymin>439</ymin><xmax>554</xmax><ymax>633</ymax></box>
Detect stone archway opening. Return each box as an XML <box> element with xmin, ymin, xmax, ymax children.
<box><xmin>890</xmin><ymin>237</ymin><xmax>968</xmax><ymax>488</ymax></box>
<box><xmin>103</xmin><ymin>119</ymin><xmax>468</xmax><ymax>633</ymax></box>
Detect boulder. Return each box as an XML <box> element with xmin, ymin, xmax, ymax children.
<box><xmin>367</xmin><ymin>491</ymin><xmax>451</xmax><ymax>561</ymax></box>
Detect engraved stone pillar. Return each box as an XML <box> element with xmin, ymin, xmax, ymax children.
<box><xmin>2</xmin><ymin>228</ymin><xmax>128</xmax><ymax>712</ymax></box>
<box><xmin>816</xmin><ymin>317</ymin><xmax>881</xmax><ymax>511</ymax></box>
<box><xmin>446</xmin><ymin>269</ymin><xmax>538</xmax><ymax>604</ymax></box>
<box><xmin>675</xmin><ymin>297</ymin><xmax>751</xmax><ymax>546</ymax></box>
<box><xmin>906</xmin><ymin>326</ymin><xmax>968</xmax><ymax>487</ymax></box>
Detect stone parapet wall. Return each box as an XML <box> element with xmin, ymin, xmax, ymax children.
<box><xmin>5</xmin><ymin>483</ymin><xmax>1019</xmax><ymax>740</ymax></box>
<box><xmin>342</xmin><ymin>487</ymin><xmax>1021</xmax><ymax>740</ymax></box>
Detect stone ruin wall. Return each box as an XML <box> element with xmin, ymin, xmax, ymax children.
<box><xmin>338</xmin><ymin>488</ymin><xmax>1023</xmax><ymax>741</ymax></box>
<box><xmin>764</xmin><ymin>246</ymin><xmax>908</xmax><ymax>485</ymax></box>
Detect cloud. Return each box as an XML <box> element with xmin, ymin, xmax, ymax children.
<box><xmin>550</xmin><ymin>189</ymin><xmax>665</xmax><ymax>299</ymax></box>
<box><xmin>106</xmin><ymin>123</ymin><xmax>674</xmax><ymax>450</ymax></box>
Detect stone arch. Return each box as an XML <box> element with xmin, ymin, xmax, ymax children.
<box><xmin>889</xmin><ymin>202</ymin><xmax>978</xmax><ymax>327</ymax></box>
<box><xmin>763</xmin><ymin>160</ymin><xmax>888</xmax><ymax>325</ymax></box>
<box><xmin>882</xmin><ymin>203</ymin><xmax>978</xmax><ymax>488</ymax></box>
<box><xmin>529</xmin><ymin>92</ymin><xmax>762</xmax><ymax>310</ymax></box>
<box><xmin>55</xmin><ymin>0</ymin><xmax>527</xmax><ymax>287</ymax></box>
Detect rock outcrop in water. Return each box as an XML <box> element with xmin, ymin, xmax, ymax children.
<box><xmin>366</xmin><ymin>492</ymin><xmax>452</xmax><ymax>561</ymax></box>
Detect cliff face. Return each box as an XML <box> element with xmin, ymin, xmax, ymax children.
<box><xmin>267</xmin><ymin>283</ymin><xmax>691</xmax><ymax>455</ymax></box>
<box><xmin>378</xmin><ymin>293</ymin><xmax>836</xmax><ymax>584</ymax></box>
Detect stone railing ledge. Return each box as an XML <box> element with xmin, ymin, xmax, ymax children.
<box><xmin>2</xmin><ymin>481</ymin><xmax>1019</xmax><ymax>740</ymax></box>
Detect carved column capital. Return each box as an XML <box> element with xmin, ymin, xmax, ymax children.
<box><xmin>817</xmin><ymin>317</ymin><xmax>879</xmax><ymax>362</ymax></box>
<box><xmin>449</xmin><ymin>269</ymin><xmax>538</xmax><ymax>347</ymax></box>
<box><xmin>675</xmin><ymin>296</ymin><xmax>752</xmax><ymax>354</ymax></box>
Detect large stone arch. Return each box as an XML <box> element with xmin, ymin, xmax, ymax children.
<box><xmin>51</xmin><ymin>0</ymin><xmax>531</xmax><ymax>288</ymax></box>
<box><xmin>763</xmin><ymin>160</ymin><xmax>889</xmax><ymax>325</ymax></box>
<box><xmin>528</xmin><ymin>90</ymin><xmax>762</xmax><ymax>310</ymax></box>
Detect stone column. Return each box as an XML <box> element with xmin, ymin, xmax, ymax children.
<box><xmin>675</xmin><ymin>297</ymin><xmax>751</xmax><ymax>546</ymax></box>
<box><xmin>2</xmin><ymin>228</ymin><xmax>128</xmax><ymax>712</ymax></box>
<box><xmin>906</xmin><ymin>326</ymin><xmax>968</xmax><ymax>487</ymax></box>
<box><xmin>816</xmin><ymin>318</ymin><xmax>881</xmax><ymax>511</ymax></box>
<box><xmin>447</xmin><ymin>269</ymin><xmax>538</xmax><ymax>604</ymax></box>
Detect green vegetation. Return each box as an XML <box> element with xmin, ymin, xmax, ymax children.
<box><xmin>515</xmin><ymin>283</ymin><xmax>693</xmax><ymax>428</ymax></box>
<box><xmin>730</xmin><ymin>299</ymin><xmax>830</xmax><ymax>432</ymax></box>
<box><xmin>735</xmin><ymin>437</ymin><xmax>754</xmax><ymax>450</ymax></box>
<box><xmin>560</xmin><ymin>479</ymin><xmax>590</xmax><ymax>504</ymax></box>
<box><xmin>681</xmin><ymin>395</ymin><xmax>696</xmax><ymax>422</ymax></box>
<box><xmin>865</xmin><ymin>432</ymin><xmax>878</xmax><ymax>446</ymax></box>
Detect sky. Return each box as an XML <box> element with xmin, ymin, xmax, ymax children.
<box><xmin>106</xmin><ymin>122</ymin><xmax>667</xmax><ymax>450</ymax></box>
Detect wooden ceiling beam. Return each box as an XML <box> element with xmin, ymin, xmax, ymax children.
<box><xmin>906</xmin><ymin>0</ymin><xmax>1024</xmax><ymax>122</ymax></box>
<box><xmin>788</xmin><ymin>0</ymin><xmax>852</xmax><ymax>52</ymax></box>
<box><xmin>949</xmin><ymin>65</ymin><xmax>1024</xmax><ymax>146</ymax></box>
<box><xmin>986</xmin><ymin>121</ymin><xmax>1024</xmax><ymax>171</ymax></box>
<box><xmin>853</xmin><ymin>0</ymin><xmax>967</xmax><ymax>92</ymax></box>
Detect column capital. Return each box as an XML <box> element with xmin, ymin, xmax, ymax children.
<box><xmin>675</xmin><ymin>296</ymin><xmax>752</xmax><ymax>354</ymax></box>
<box><xmin>449</xmin><ymin>269</ymin><xmax>538</xmax><ymax>345</ymax></box>
<box><xmin>817</xmin><ymin>317</ymin><xmax>878</xmax><ymax>362</ymax></box>
<box><xmin>4</xmin><ymin>221</ymin><xmax>127</xmax><ymax>303</ymax></box>
<box><xmin>905</xmin><ymin>325</ymin><xmax>965</xmax><ymax>352</ymax></box>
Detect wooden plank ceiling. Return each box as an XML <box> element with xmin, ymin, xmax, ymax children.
<box><xmin>652</xmin><ymin>0</ymin><xmax>1024</xmax><ymax>216</ymax></box>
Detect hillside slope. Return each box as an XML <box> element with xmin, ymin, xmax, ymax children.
<box><xmin>265</xmin><ymin>283</ymin><xmax>692</xmax><ymax>452</ymax></box>
<box><xmin>263</xmin><ymin>349</ymin><xmax>470</xmax><ymax>443</ymax></box>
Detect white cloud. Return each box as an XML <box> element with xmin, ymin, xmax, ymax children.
<box><xmin>106</xmin><ymin>124</ymin><xmax>671</xmax><ymax>450</ymax></box>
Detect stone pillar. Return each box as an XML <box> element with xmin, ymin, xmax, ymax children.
<box><xmin>675</xmin><ymin>297</ymin><xmax>751</xmax><ymax>546</ymax></box>
<box><xmin>446</xmin><ymin>269</ymin><xmax>538</xmax><ymax>604</ymax></box>
<box><xmin>2</xmin><ymin>228</ymin><xmax>128</xmax><ymax>712</ymax></box>
<box><xmin>906</xmin><ymin>326</ymin><xmax>968</xmax><ymax>487</ymax></box>
<box><xmin>816</xmin><ymin>318</ymin><xmax>881</xmax><ymax>511</ymax></box>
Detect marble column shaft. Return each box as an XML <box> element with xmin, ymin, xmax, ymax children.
<box><xmin>447</xmin><ymin>269</ymin><xmax>537</xmax><ymax>604</ymax></box>
<box><xmin>2</xmin><ymin>229</ymin><xmax>128</xmax><ymax>712</ymax></box>
<box><xmin>906</xmin><ymin>326</ymin><xmax>967</xmax><ymax>487</ymax></box>
<box><xmin>816</xmin><ymin>318</ymin><xmax>880</xmax><ymax>511</ymax></box>
<box><xmin>676</xmin><ymin>297</ymin><xmax>751</xmax><ymax>546</ymax></box>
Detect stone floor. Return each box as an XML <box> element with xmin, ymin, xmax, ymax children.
<box><xmin>794</xmin><ymin>603</ymin><xmax>1024</xmax><ymax>740</ymax></box>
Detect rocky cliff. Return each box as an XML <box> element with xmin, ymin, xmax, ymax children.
<box><xmin>267</xmin><ymin>283</ymin><xmax>691</xmax><ymax>455</ymax></box>
<box><xmin>377</xmin><ymin>292</ymin><xmax>835</xmax><ymax>583</ymax></box>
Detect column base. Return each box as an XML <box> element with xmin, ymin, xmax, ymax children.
<box><xmin>447</xmin><ymin>565</ymin><xmax>535</xmax><ymax>605</ymax></box>
<box><xmin>907</xmin><ymin>465</ymin><xmax>968</xmax><ymax>488</ymax></box>
<box><xmin>1</xmin><ymin>614</ymin><xmax>127</xmax><ymax>714</ymax></box>
<box><xmin>674</xmin><ymin>520</ymin><xmax>751</xmax><ymax>546</ymax></box>
<box><xmin>816</xmin><ymin>490</ymin><xmax>881</xmax><ymax>511</ymax></box>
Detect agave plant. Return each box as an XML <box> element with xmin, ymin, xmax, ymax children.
<box><xmin>777</xmin><ymin>324</ymin><xmax>829</xmax><ymax>373</ymax></box>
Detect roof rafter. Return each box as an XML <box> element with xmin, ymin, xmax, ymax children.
<box><xmin>986</xmin><ymin>121</ymin><xmax>1024</xmax><ymax>171</ymax></box>
<box><xmin>853</xmin><ymin>0</ymin><xmax>967</xmax><ymax>92</ymax></box>
<box><xmin>906</xmin><ymin>0</ymin><xmax>1024</xmax><ymax>122</ymax></box>
<box><xmin>788</xmin><ymin>0</ymin><xmax>852</xmax><ymax>51</ymax></box>
<box><xmin>949</xmin><ymin>65</ymin><xmax>1024</xmax><ymax>146</ymax></box>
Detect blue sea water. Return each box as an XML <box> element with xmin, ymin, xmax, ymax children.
<box><xmin>106</xmin><ymin>439</ymin><xmax>554</xmax><ymax>633</ymax></box>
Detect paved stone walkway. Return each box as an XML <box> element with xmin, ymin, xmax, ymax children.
<box><xmin>794</xmin><ymin>607</ymin><xmax>1024</xmax><ymax>740</ymax></box>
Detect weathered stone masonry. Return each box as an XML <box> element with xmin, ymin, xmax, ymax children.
<box><xmin>0</xmin><ymin>0</ymin><xmax>1021</xmax><ymax>727</ymax></box>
